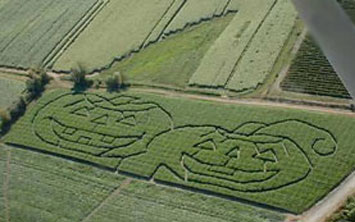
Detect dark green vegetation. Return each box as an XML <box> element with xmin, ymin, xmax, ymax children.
<box><xmin>0</xmin><ymin>145</ymin><xmax>284</xmax><ymax>222</ymax></box>
<box><xmin>98</xmin><ymin>14</ymin><xmax>234</xmax><ymax>89</ymax></box>
<box><xmin>5</xmin><ymin>89</ymin><xmax>355</xmax><ymax>213</ymax></box>
<box><xmin>328</xmin><ymin>195</ymin><xmax>355</xmax><ymax>222</ymax></box>
<box><xmin>0</xmin><ymin>0</ymin><xmax>99</xmax><ymax>68</ymax></box>
<box><xmin>280</xmin><ymin>0</ymin><xmax>355</xmax><ymax>99</ymax></box>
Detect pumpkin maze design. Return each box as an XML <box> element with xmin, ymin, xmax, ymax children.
<box><xmin>30</xmin><ymin>93</ymin><xmax>337</xmax><ymax>193</ymax></box>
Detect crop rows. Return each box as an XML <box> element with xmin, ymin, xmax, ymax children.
<box><xmin>280</xmin><ymin>0</ymin><xmax>355</xmax><ymax>99</ymax></box>
<box><xmin>189</xmin><ymin>0</ymin><xmax>275</xmax><ymax>87</ymax></box>
<box><xmin>189</xmin><ymin>0</ymin><xmax>297</xmax><ymax>93</ymax></box>
<box><xmin>0</xmin><ymin>0</ymin><xmax>98</xmax><ymax>69</ymax></box>
<box><xmin>54</xmin><ymin>0</ymin><xmax>237</xmax><ymax>73</ymax></box>
<box><xmin>5</xmin><ymin>89</ymin><xmax>355</xmax><ymax>213</ymax></box>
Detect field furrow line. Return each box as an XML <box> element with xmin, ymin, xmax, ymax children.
<box><xmin>224</xmin><ymin>0</ymin><xmax>278</xmax><ymax>87</ymax></box>
<box><xmin>80</xmin><ymin>178</ymin><xmax>132</xmax><ymax>222</ymax></box>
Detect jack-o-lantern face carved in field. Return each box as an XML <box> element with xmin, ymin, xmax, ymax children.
<box><xmin>32</xmin><ymin>92</ymin><xmax>337</xmax><ymax>193</ymax></box>
<box><xmin>119</xmin><ymin>121</ymin><xmax>337</xmax><ymax>192</ymax></box>
<box><xmin>32</xmin><ymin>93</ymin><xmax>173</xmax><ymax>158</ymax></box>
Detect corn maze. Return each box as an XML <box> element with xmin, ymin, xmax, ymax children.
<box><xmin>5</xmin><ymin>90</ymin><xmax>355</xmax><ymax>213</ymax></box>
<box><xmin>280</xmin><ymin>0</ymin><xmax>355</xmax><ymax>99</ymax></box>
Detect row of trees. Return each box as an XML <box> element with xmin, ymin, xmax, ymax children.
<box><xmin>70</xmin><ymin>65</ymin><xmax>125</xmax><ymax>92</ymax></box>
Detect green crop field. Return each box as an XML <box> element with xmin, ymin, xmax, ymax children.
<box><xmin>190</xmin><ymin>0</ymin><xmax>297</xmax><ymax>93</ymax></box>
<box><xmin>0</xmin><ymin>0</ymin><xmax>100</xmax><ymax>69</ymax></box>
<box><xmin>5</xmin><ymin>89</ymin><xmax>355</xmax><ymax>213</ymax></box>
<box><xmin>189</xmin><ymin>0</ymin><xmax>276</xmax><ymax>88</ymax></box>
<box><xmin>84</xmin><ymin>179</ymin><xmax>284</xmax><ymax>222</ymax></box>
<box><xmin>0</xmin><ymin>145</ymin><xmax>284</xmax><ymax>222</ymax></box>
<box><xmin>97</xmin><ymin>14</ymin><xmax>234</xmax><ymax>88</ymax></box>
<box><xmin>280</xmin><ymin>0</ymin><xmax>355</xmax><ymax>99</ymax></box>
<box><xmin>53</xmin><ymin>0</ymin><xmax>238</xmax><ymax>73</ymax></box>
<box><xmin>0</xmin><ymin>75</ymin><xmax>25</xmax><ymax>108</ymax></box>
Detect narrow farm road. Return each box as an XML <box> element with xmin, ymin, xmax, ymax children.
<box><xmin>132</xmin><ymin>87</ymin><xmax>355</xmax><ymax>117</ymax></box>
<box><xmin>80</xmin><ymin>178</ymin><xmax>132</xmax><ymax>222</ymax></box>
<box><xmin>298</xmin><ymin>171</ymin><xmax>355</xmax><ymax>222</ymax></box>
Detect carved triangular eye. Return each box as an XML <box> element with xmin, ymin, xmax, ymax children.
<box><xmin>194</xmin><ymin>139</ymin><xmax>216</xmax><ymax>151</ymax></box>
<box><xmin>91</xmin><ymin>114</ymin><xmax>108</xmax><ymax>125</ymax></box>
<box><xmin>117</xmin><ymin>115</ymin><xmax>136</xmax><ymax>126</ymax></box>
<box><xmin>226</xmin><ymin>148</ymin><xmax>240</xmax><ymax>158</ymax></box>
<box><xmin>254</xmin><ymin>149</ymin><xmax>278</xmax><ymax>163</ymax></box>
<box><xmin>71</xmin><ymin>107</ymin><xmax>91</xmax><ymax>117</ymax></box>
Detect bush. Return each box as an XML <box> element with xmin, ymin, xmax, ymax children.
<box><xmin>9</xmin><ymin>97</ymin><xmax>26</xmax><ymax>120</ymax></box>
<box><xmin>26</xmin><ymin>67</ymin><xmax>51</xmax><ymax>100</ymax></box>
<box><xmin>105</xmin><ymin>72</ymin><xmax>125</xmax><ymax>92</ymax></box>
<box><xmin>0</xmin><ymin>109</ymin><xmax>10</xmax><ymax>130</ymax></box>
<box><xmin>70</xmin><ymin>64</ymin><xmax>92</xmax><ymax>91</ymax></box>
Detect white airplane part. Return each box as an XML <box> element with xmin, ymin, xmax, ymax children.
<box><xmin>291</xmin><ymin>0</ymin><xmax>355</xmax><ymax>99</ymax></box>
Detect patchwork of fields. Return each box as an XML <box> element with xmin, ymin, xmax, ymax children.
<box><xmin>0</xmin><ymin>0</ymin><xmax>100</xmax><ymax>69</ymax></box>
<box><xmin>5</xmin><ymin>89</ymin><xmax>355</xmax><ymax>213</ymax></box>
<box><xmin>53</xmin><ymin>0</ymin><xmax>238</xmax><ymax>72</ymax></box>
<box><xmin>0</xmin><ymin>0</ymin><xmax>298</xmax><ymax>95</ymax></box>
<box><xmin>1</xmin><ymin>0</ymin><xmax>355</xmax><ymax>220</ymax></box>
<box><xmin>280</xmin><ymin>0</ymin><xmax>355</xmax><ymax>99</ymax></box>
<box><xmin>190</xmin><ymin>0</ymin><xmax>297</xmax><ymax>93</ymax></box>
<box><xmin>0</xmin><ymin>145</ymin><xmax>284</xmax><ymax>222</ymax></box>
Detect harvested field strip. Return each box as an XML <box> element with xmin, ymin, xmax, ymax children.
<box><xmin>5</xmin><ymin>89</ymin><xmax>355</xmax><ymax>213</ymax></box>
<box><xmin>188</xmin><ymin>0</ymin><xmax>276</xmax><ymax>87</ymax></box>
<box><xmin>143</xmin><ymin>0</ymin><xmax>186</xmax><ymax>47</ymax></box>
<box><xmin>0</xmin><ymin>0</ymin><xmax>97</xmax><ymax>69</ymax></box>
<box><xmin>43</xmin><ymin>0</ymin><xmax>108</xmax><ymax>68</ymax></box>
<box><xmin>163</xmin><ymin>0</ymin><xmax>232</xmax><ymax>35</ymax></box>
<box><xmin>53</xmin><ymin>0</ymin><xmax>176</xmax><ymax>72</ymax></box>
<box><xmin>226</xmin><ymin>0</ymin><xmax>297</xmax><ymax>92</ymax></box>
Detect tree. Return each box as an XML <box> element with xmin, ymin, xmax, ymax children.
<box><xmin>26</xmin><ymin>67</ymin><xmax>51</xmax><ymax>100</ymax></box>
<box><xmin>106</xmin><ymin>72</ymin><xmax>126</xmax><ymax>92</ymax></box>
<box><xmin>106</xmin><ymin>74</ymin><xmax>120</xmax><ymax>92</ymax></box>
<box><xmin>70</xmin><ymin>64</ymin><xmax>92</xmax><ymax>91</ymax></box>
<box><xmin>0</xmin><ymin>109</ymin><xmax>10</xmax><ymax>130</ymax></box>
